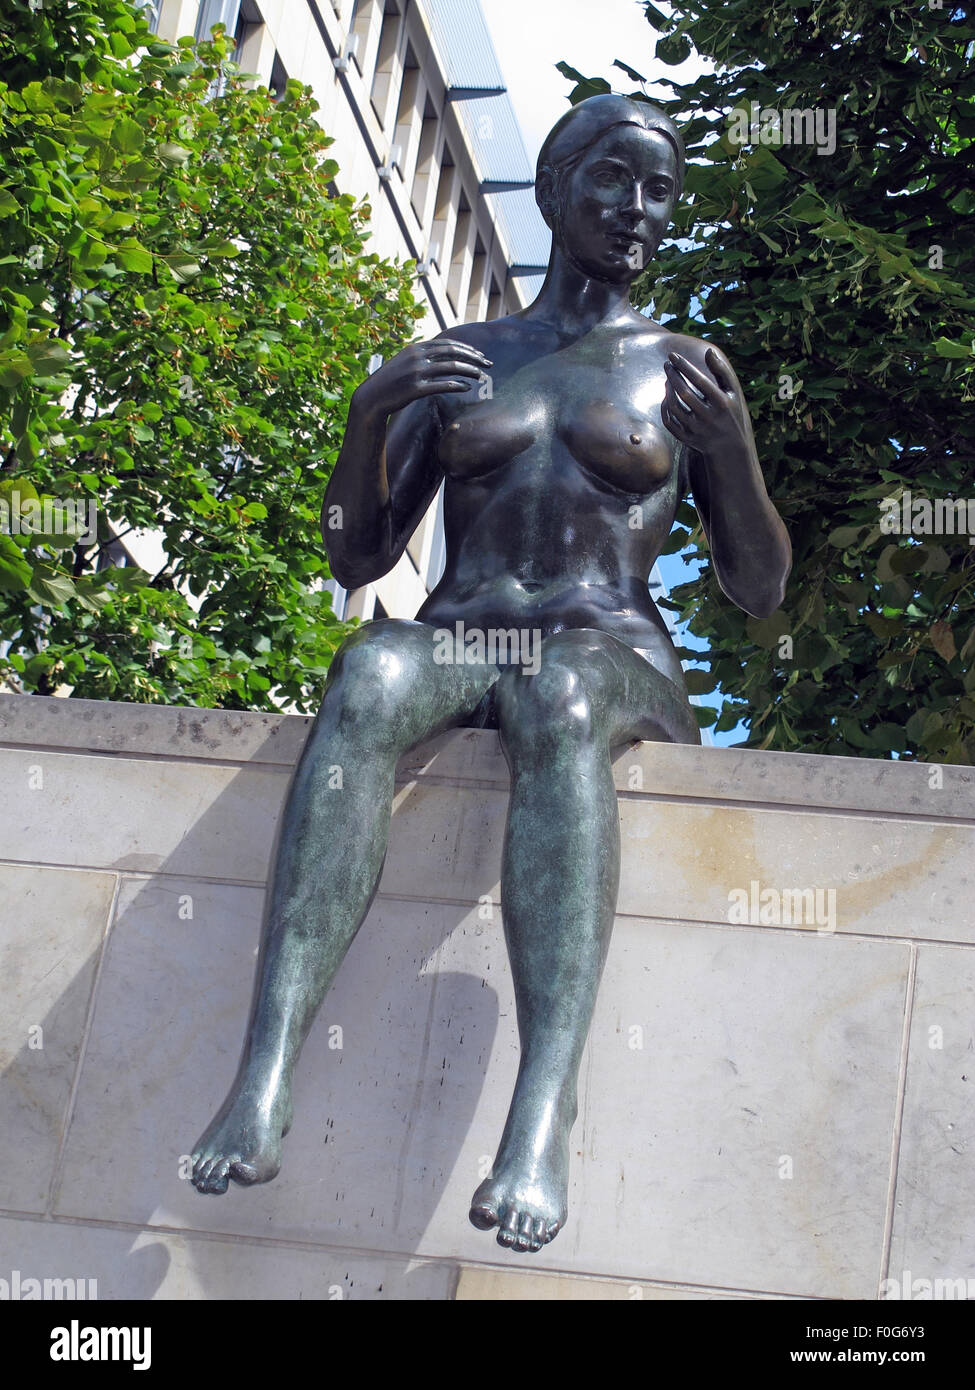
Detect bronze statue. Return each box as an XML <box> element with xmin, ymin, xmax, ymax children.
<box><xmin>190</xmin><ymin>94</ymin><xmax>791</xmax><ymax>1254</ymax></box>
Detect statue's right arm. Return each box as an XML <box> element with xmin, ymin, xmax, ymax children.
<box><xmin>321</xmin><ymin>338</ymin><xmax>492</xmax><ymax>589</ymax></box>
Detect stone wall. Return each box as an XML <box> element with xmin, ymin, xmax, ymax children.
<box><xmin>0</xmin><ymin>694</ymin><xmax>972</xmax><ymax>1300</ymax></box>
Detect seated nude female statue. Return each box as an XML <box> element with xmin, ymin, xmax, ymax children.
<box><xmin>190</xmin><ymin>94</ymin><xmax>791</xmax><ymax>1253</ymax></box>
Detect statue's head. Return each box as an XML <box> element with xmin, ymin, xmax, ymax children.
<box><xmin>535</xmin><ymin>94</ymin><xmax>684</xmax><ymax>284</ymax></box>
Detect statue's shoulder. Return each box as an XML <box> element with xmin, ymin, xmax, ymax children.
<box><xmin>658</xmin><ymin>328</ymin><xmax>738</xmax><ymax>380</ymax></box>
<box><xmin>427</xmin><ymin>316</ymin><xmax>520</xmax><ymax>354</ymax></box>
<box><xmin>618</xmin><ymin>319</ymin><xmax>719</xmax><ymax>366</ymax></box>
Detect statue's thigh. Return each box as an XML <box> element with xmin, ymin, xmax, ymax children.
<box><xmin>495</xmin><ymin>628</ymin><xmax>699</xmax><ymax>748</ymax></box>
<box><xmin>317</xmin><ymin>618</ymin><xmax>500</xmax><ymax>751</ymax></box>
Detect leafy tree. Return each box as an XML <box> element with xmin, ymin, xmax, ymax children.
<box><xmin>0</xmin><ymin>0</ymin><xmax>418</xmax><ymax>707</ymax></box>
<box><xmin>561</xmin><ymin>0</ymin><xmax>975</xmax><ymax>762</ymax></box>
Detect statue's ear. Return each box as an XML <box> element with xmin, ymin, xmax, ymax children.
<box><xmin>534</xmin><ymin>166</ymin><xmax>558</xmax><ymax>226</ymax></box>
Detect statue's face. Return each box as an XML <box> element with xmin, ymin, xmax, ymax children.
<box><xmin>552</xmin><ymin>126</ymin><xmax>677</xmax><ymax>285</ymax></box>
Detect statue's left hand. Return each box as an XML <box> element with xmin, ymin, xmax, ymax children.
<box><xmin>661</xmin><ymin>348</ymin><xmax>750</xmax><ymax>458</ymax></box>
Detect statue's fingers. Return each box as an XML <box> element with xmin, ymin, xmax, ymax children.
<box><xmin>664</xmin><ymin>360</ymin><xmax>708</xmax><ymax>413</ymax></box>
<box><xmin>413</xmin><ymin>379</ymin><xmax>473</xmax><ymax>396</ymax></box>
<box><xmin>704</xmin><ymin>346</ymin><xmax>735</xmax><ymax>393</ymax></box>
<box><xmin>661</xmin><ymin>399</ymin><xmax>691</xmax><ymax>441</ymax></box>
<box><xmin>663</xmin><ymin>384</ymin><xmax>697</xmax><ymax>428</ymax></box>
<box><xmin>422</xmin><ymin>359</ymin><xmax>483</xmax><ymax>378</ymax></box>
<box><xmin>426</xmin><ymin>341</ymin><xmax>493</xmax><ymax>366</ymax></box>
<box><xmin>669</xmin><ymin>351</ymin><xmax>723</xmax><ymax>403</ymax></box>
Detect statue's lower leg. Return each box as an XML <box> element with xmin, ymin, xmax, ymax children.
<box><xmin>191</xmin><ymin>621</ymin><xmax>495</xmax><ymax>1194</ymax></box>
<box><xmin>191</xmin><ymin>705</ymin><xmax>400</xmax><ymax>1193</ymax></box>
<box><xmin>468</xmin><ymin>631</ymin><xmax>697</xmax><ymax>1251</ymax></box>
<box><xmin>469</xmin><ymin>645</ymin><xmax>622</xmax><ymax>1252</ymax></box>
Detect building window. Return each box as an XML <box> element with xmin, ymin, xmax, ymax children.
<box><xmin>135</xmin><ymin>0</ymin><xmax>161</xmax><ymax>32</ymax></box>
<box><xmin>430</xmin><ymin>150</ymin><xmax>459</xmax><ymax>284</ymax></box>
<box><xmin>392</xmin><ymin>50</ymin><xmax>420</xmax><ymax>179</ymax></box>
<box><xmin>196</xmin><ymin>0</ymin><xmax>243</xmax><ymax>41</ymax></box>
<box><xmin>466</xmin><ymin>235</ymin><xmax>488</xmax><ymax>323</ymax></box>
<box><xmin>446</xmin><ymin>200</ymin><xmax>472</xmax><ymax>314</ymax></box>
<box><xmin>233</xmin><ymin>0</ymin><xmax>263</xmax><ymax>62</ymax></box>
<box><xmin>410</xmin><ymin>98</ymin><xmax>440</xmax><ymax>231</ymax></box>
<box><xmin>269</xmin><ymin>50</ymin><xmax>288</xmax><ymax>100</ymax></box>
<box><xmin>349</xmin><ymin>0</ymin><xmax>377</xmax><ymax>76</ymax></box>
<box><xmin>370</xmin><ymin>1</ymin><xmax>402</xmax><ymax>128</ymax></box>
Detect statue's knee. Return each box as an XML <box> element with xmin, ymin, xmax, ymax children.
<box><xmin>326</xmin><ymin>621</ymin><xmax>424</xmax><ymax>729</ymax></box>
<box><xmin>496</xmin><ymin>658</ymin><xmax>598</xmax><ymax>750</ymax></box>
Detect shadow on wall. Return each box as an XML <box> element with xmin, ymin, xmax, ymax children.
<box><xmin>1</xmin><ymin>723</ymin><xmax>507</xmax><ymax>1299</ymax></box>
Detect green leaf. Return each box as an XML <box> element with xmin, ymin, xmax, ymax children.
<box><xmin>683</xmin><ymin>668</ymin><xmax>719</xmax><ymax>695</ymax></box>
<box><xmin>111</xmin><ymin>117</ymin><xmax>146</xmax><ymax>154</ymax></box>
<box><xmin>201</xmin><ymin>240</ymin><xmax>240</xmax><ymax>258</ymax></box>
<box><xmin>555</xmin><ymin>61</ymin><xmax>589</xmax><ymax>84</ymax></box>
<box><xmin>0</xmin><ymin>538</ymin><xmax>33</xmax><ymax>593</ymax></box>
<box><xmin>655</xmin><ymin>33</ymin><xmax>692</xmax><ymax>65</ymax></box>
<box><xmin>612</xmin><ymin>58</ymin><xmax>647</xmax><ymax>83</ymax></box>
<box><xmin>0</xmin><ymin>351</ymin><xmax>35</xmax><ymax>390</ymax></box>
<box><xmin>933</xmin><ymin>337</ymin><xmax>973</xmax><ymax>359</ymax></box>
<box><xmin>746</xmin><ymin>610</ymin><xmax>791</xmax><ymax>649</ymax></box>
<box><xmin>0</xmin><ymin>479</ymin><xmax>41</xmax><ymax>507</ymax></box>
<box><xmin>27</xmin><ymin>566</ymin><xmax>77</xmax><ymax>607</ymax></box>
<box><xmin>26</xmin><ymin>339</ymin><xmax>71</xmax><ymax>376</ymax></box>
<box><xmin>157</xmin><ymin>143</ymin><xmax>192</xmax><ymax>166</ymax></box>
<box><xmin>115</xmin><ymin>240</ymin><xmax>153</xmax><ymax>273</ymax></box>
<box><xmin>159</xmin><ymin>253</ymin><xmax>202</xmax><ymax>282</ymax></box>
<box><xmin>929</xmin><ymin>621</ymin><xmax>957</xmax><ymax>663</ymax></box>
<box><xmin>827</xmin><ymin>525</ymin><xmax>867</xmax><ymax>548</ymax></box>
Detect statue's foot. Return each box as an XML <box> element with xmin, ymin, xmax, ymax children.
<box><xmin>469</xmin><ymin>1120</ymin><xmax>569</xmax><ymax>1252</ymax></box>
<box><xmin>190</xmin><ymin>1084</ymin><xmax>292</xmax><ymax>1195</ymax></box>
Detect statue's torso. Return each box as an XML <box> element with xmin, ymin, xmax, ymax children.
<box><xmin>415</xmin><ymin>313</ymin><xmax>690</xmax><ymax>684</ymax></box>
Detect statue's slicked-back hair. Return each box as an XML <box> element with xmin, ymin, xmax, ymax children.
<box><xmin>535</xmin><ymin>93</ymin><xmax>684</xmax><ymax>227</ymax></box>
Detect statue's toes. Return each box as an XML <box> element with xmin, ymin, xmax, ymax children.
<box><xmin>229</xmin><ymin>1158</ymin><xmax>260</xmax><ymax>1185</ymax></box>
<box><xmin>496</xmin><ymin>1209</ymin><xmax>520</xmax><ymax>1247</ymax></box>
<box><xmin>512</xmin><ymin>1212</ymin><xmax>537</xmax><ymax>1252</ymax></box>
<box><xmin>469</xmin><ymin>1181</ymin><xmax>501</xmax><ymax>1230</ymax></box>
<box><xmin>205</xmin><ymin>1157</ymin><xmax>232</xmax><ymax>1193</ymax></box>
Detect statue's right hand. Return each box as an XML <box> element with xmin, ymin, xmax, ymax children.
<box><xmin>353</xmin><ymin>339</ymin><xmax>493</xmax><ymax>419</ymax></box>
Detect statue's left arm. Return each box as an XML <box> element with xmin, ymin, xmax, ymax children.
<box><xmin>662</xmin><ymin>342</ymin><xmax>791</xmax><ymax>620</ymax></box>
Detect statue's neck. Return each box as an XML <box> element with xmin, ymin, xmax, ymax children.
<box><xmin>520</xmin><ymin>251</ymin><xmax>636</xmax><ymax>339</ymax></box>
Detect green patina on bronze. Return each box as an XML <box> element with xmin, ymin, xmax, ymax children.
<box><xmin>190</xmin><ymin>95</ymin><xmax>791</xmax><ymax>1253</ymax></box>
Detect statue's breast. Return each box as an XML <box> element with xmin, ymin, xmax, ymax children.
<box><xmin>437</xmin><ymin>401</ymin><xmax>537</xmax><ymax>479</ymax></box>
<box><xmin>436</xmin><ymin>364</ymin><xmax>674</xmax><ymax>495</ymax></box>
<box><xmin>558</xmin><ymin>398</ymin><xmax>674</xmax><ymax>494</ymax></box>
